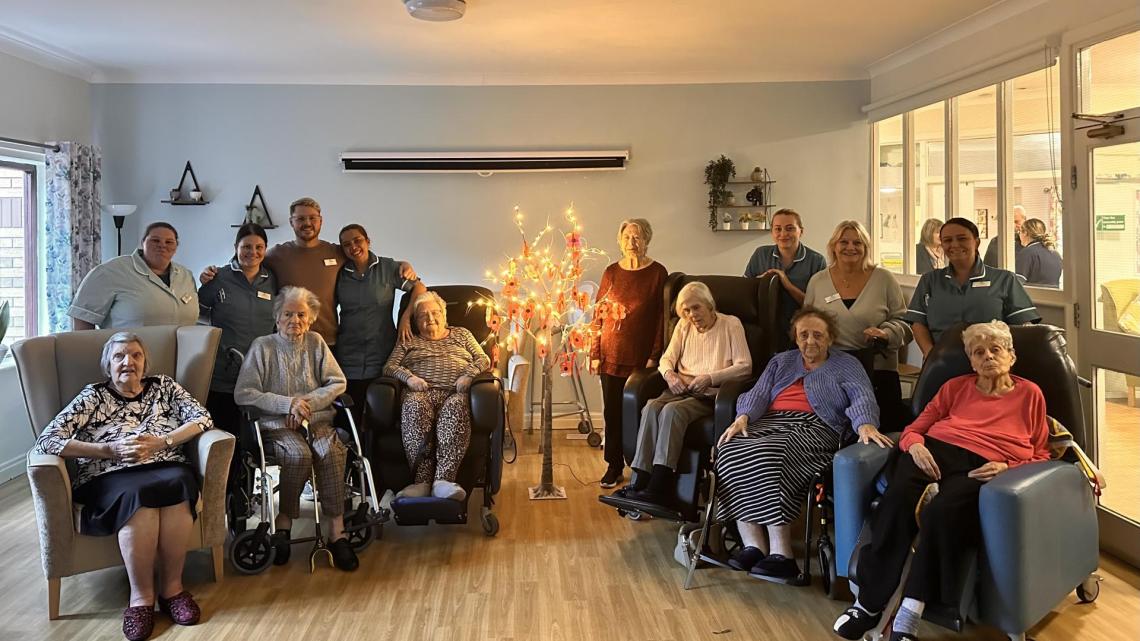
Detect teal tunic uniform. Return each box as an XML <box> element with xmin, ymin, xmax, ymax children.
<box><xmin>198</xmin><ymin>259</ymin><xmax>278</xmax><ymax>392</ymax></box>
<box><xmin>743</xmin><ymin>243</ymin><xmax>827</xmax><ymax>334</ymax></box>
<box><xmin>69</xmin><ymin>250</ymin><xmax>199</xmax><ymax>329</ymax></box>
<box><xmin>904</xmin><ymin>257</ymin><xmax>1040</xmax><ymax>342</ymax></box>
<box><xmin>335</xmin><ymin>253</ymin><xmax>417</xmax><ymax>380</ymax></box>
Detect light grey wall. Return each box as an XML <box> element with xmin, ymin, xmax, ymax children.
<box><xmin>91</xmin><ymin>80</ymin><xmax>869</xmax><ymax>413</ymax></box>
<box><xmin>0</xmin><ymin>51</ymin><xmax>90</xmax><ymax>145</ymax></box>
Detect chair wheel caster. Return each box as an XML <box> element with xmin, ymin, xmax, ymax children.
<box><xmin>618</xmin><ymin>508</ymin><xmax>644</xmax><ymax>521</ymax></box>
<box><xmin>1076</xmin><ymin>574</ymin><xmax>1101</xmax><ymax>603</ymax></box>
<box><xmin>577</xmin><ymin>420</ymin><xmax>591</xmax><ymax>434</ymax></box>
<box><xmin>586</xmin><ymin>431</ymin><xmax>602</xmax><ymax>448</ymax></box>
<box><xmin>481</xmin><ymin>512</ymin><xmax>500</xmax><ymax>536</ymax></box>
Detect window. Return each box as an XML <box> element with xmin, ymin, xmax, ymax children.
<box><xmin>871</xmin><ymin>60</ymin><xmax>1062</xmax><ymax>289</ymax></box>
<box><xmin>0</xmin><ymin>160</ymin><xmax>38</xmax><ymax>348</ymax></box>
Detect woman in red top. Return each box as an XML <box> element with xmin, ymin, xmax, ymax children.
<box><xmin>590</xmin><ymin>219</ymin><xmax>668</xmax><ymax>488</ymax></box>
<box><xmin>834</xmin><ymin>320</ymin><xmax>1052</xmax><ymax>641</ymax></box>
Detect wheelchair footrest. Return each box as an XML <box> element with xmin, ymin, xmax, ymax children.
<box><xmin>391</xmin><ymin>496</ymin><xmax>468</xmax><ymax>526</ymax></box>
<box><xmin>598</xmin><ymin>493</ymin><xmax>688</xmax><ymax>522</ymax></box>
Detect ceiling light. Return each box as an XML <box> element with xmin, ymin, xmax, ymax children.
<box><xmin>404</xmin><ymin>0</ymin><xmax>466</xmax><ymax>21</ymax></box>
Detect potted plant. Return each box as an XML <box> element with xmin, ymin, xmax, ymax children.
<box><xmin>705</xmin><ymin>155</ymin><xmax>736</xmax><ymax>230</ymax></box>
<box><xmin>739</xmin><ymin>212</ymin><xmax>752</xmax><ymax>230</ymax></box>
<box><xmin>721</xmin><ymin>211</ymin><xmax>732</xmax><ymax>231</ymax></box>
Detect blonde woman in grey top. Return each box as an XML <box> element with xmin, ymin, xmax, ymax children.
<box><xmin>233</xmin><ymin>286</ymin><xmax>358</xmax><ymax>571</ymax></box>
<box><xmin>383</xmin><ymin>291</ymin><xmax>490</xmax><ymax>501</ymax></box>
<box><xmin>805</xmin><ymin>221</ymin><xmax>911</xmax><ymax>430</ymax></box>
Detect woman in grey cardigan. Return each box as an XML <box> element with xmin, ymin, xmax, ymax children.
<box><xmin>804</xmin><ymin>221</ymin><xmax>912</xmax><ymax>431</ymax></box>
<box><xmin>234</xmin><ymin>286</ymin><xmax>357</xmax><ymax>571</ymax></box>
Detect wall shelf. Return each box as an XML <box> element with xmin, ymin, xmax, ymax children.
<box><xmin>717</xmin><ymin>204</ymin><xmax>778</xmax><ymax>209</ymax></box>
<box><xmin>160</xmin><ymin>199</ymin><xmax>210</xmax><ymax>206</ymax></box>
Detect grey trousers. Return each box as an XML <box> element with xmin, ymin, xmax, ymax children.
<box><xmin>631</xmin><ymin>392</ymin><xmax>714</xmax><ymax>471</ymax></box>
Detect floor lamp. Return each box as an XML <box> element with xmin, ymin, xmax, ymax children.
<box><xmin>105</xmin><ymin>204</ymin><xmax>137</xmax><ymax>255</ymax></box>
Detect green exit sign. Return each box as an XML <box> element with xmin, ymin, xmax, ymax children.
<box><xmin>1095</xmin><ymin>214</ymin><xmax>1126</xmax><ymax>231</ymax></box>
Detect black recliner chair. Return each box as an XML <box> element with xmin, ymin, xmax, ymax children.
<box><xmin>365</xmin><ymin>285</ymin><xmax>505</xmax><ymax>536</ymax></box>
<box><xmin>601</xmin><ymin>272</ymin><xmax>781</xmax><ymax>521</ymax></box>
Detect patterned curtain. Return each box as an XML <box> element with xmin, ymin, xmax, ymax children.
<box><xmin>44</xmin><ymin>142</ymin><xmax>102</xmax><ymax>333</ymax></box>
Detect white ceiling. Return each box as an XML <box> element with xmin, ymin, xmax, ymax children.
<box><xmin>0</xmin><ymin>0</ymin><xmax>1009</xmax><ymax>85</ymax></box>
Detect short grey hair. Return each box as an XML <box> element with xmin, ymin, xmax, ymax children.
<box><xmin>618</xmin><ymin>218</ymin><xmax>653</xmax><ymax>244</ymax></box>
<box><xmin>962</xmin><ymin>320</ymin><xmax>1014</xmax><ymax>353</ymax></box>
<box><xmin>413</xmin><ymin>291</ymin><xmax>448</xmax><ymax>320</ymax></box>
<box><xmin>675</xmin><ymin>281</ymin><xmax>716</xmax><ymax>316</ymax></box>
<box><xmin>100</xmin><ymin>332</ymin><xmax>148</xmax><ymax>378</ymax></box>
<box><xmin>274</xmin><ymin>286</ymin><xmax>321</xmax><ymax>322</ymax></box>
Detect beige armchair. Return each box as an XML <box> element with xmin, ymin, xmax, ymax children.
<box><xmin>13</xmin><ymin>325</ymin><xmax>235</xmax><ymax>620</ymax></box>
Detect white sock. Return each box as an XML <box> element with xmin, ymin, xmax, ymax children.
<box><xmin>892</xmin><ymin>598</ymin><xmax>925</xmax><ymax>635</ymax></box>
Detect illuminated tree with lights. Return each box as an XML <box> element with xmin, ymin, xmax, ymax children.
<box><xmin>475</xmin><ymin>205</ymin><xmax>619</xmax><ymax>499</ymax></box>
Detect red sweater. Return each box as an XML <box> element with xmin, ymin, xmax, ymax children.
<box><xmin>899</xmin><ymin>374</ymin><xmax>1051</xmax><ymax>468</ymax></box>
<box><xmin>590</xmin><ymin>261</ymin><xmax>668</xmax><ymax>377</ymax></box>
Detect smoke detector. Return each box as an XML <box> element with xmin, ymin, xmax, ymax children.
<box><xmin>404</xmin><ymin>0</ymin><xmax>466</xmax><ymax>21</ymax></box>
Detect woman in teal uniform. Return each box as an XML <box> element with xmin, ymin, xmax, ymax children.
<box><xmin>905</xmin><ymin>217</ymin><xmax>1039</xmax><ymax>359</ymax></box>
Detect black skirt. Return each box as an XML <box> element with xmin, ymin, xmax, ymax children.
<box><xmin>72</xmin><ymin>462</ymin><xmax>200</xmax><ymax>536</ymax></box>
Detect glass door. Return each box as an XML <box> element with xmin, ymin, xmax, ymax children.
<box><xmin>1071</xmin><ymin>29</ymin><xmax>1140</xmax><ymax>566</ymax></box>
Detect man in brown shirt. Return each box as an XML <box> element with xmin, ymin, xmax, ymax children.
<box><xmin>200</xmin><ymin>197</ymin><xmax>417</xmax><ymax>345</ymax></box>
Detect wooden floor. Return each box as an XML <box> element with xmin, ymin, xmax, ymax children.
<box><xmin>1</xmin><ymin>430</ymin><xmax>1138</xmax><ymax>641</ymax></box>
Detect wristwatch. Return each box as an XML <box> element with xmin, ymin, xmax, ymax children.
<box><xmin>164</xmin><ymin>435</ymin><xmax>175</xmax><ymax>448</ymax></box>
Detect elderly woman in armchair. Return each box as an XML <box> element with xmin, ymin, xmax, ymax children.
<box><xmin>717</xmin><ymin>307</ymin><xmax>889</xmax><ymax>581</ymax></box>
<box><xmin>234</xmin><ymin>286</ymin><xmax>356</xmax><ymax>572</ymax></box>
<box><xmin>833</xmin><ymin>320</ymin><xmax>1052</xmax><ymax>641</ymax></box>
<box><xmin>383</xmin><ymin>291</ymin><xmax>491</xmax><ymax>502</ymax></box>
<box><xmin>32</xmin><ymin>332</ymin><xmax>214</xmax><ymax>641</ymax></box>
<box><xmin>614</xmin><ymin>281</ymin><xmax>752</xmax><ymax>507</ymax></box>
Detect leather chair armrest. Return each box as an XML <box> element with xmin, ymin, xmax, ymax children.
<box><xmin>187</xmin><ymin>430</ymin><xmax>235</xmax><ymax>547</ymax></box>
<box><xmin>470</xmin><ymin>373</ymin><xmax>504</xmax><ymax>495</ymax></box>
<box><xmin>366</xmin><ymin>377</ymin><xmax>402</xmax><ymax>434</ymax></box>
<box><xmin>833</xmin><ymin>441</ymin><xmax>896</xmax><ymax>579</ymax></box>
<box><xmin>622</xmin><ymin>368</ymin><xmax>666</xmax><ymax>463</ymax></box>
<box><xmin>977</xmin><ymin>461</ymin><xmax>1100</xmax><ymax>635</ymax></box>
<box><xmin>713</xmin><ymin>378</ymin><xmax>756</xmax><ymax>442</ymax></box>
<box><xmin>26</xmin><ymin>453</ymin><xmax>77</xmax><ymax>578</ymax></box>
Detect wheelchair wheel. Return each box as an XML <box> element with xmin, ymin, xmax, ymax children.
<box><xmin>230</xmin><ymin>528</ymin><xmax>275</xmax><ymax>575</ymax></box>
<box><xmin>1076</xmin><ymin>575</ymin><xmax>1101</xmax><ymax>603</ymax></box>
<box><xmin>345</xmin><ymin>508</ymin><xmax>377</xmax><ymax>552</ymax></box>
<box><xmin>481</xmin><ymin>512</ymin><xmax>500</xmax><ymax>537</ymax></box>
<box><xmin>818</xmin><ymin>541</ymin><xmax>838</xmax><ymax>598</ymax></box>
<box><xmin>586</xmin><ymin>431</ymin><xmax>602</xmax><ymax>448</ymax></box>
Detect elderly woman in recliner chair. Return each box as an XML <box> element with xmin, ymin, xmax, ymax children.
<box><xmin>612</xmin><ymin>281</ymin><xmax>751</xmax><ymax>507</ymax></box>
<box><xmin>833</xmin><ymin>320</ymin><xmax>1052</xmax><ymax>641</ymax></box>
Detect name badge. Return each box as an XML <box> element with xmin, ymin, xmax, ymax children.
<box><xmin>257</xmin><ymin>291</ymin><xmax>272</xmax><ymax>301</ymax></box>
<box><xmin>824</xmin><ymin>293</ymin><xmax>842</xmax><ymax>304</ymax></box>
<box><xmin>324</xmin><ymin>258</ymin><xmax>338</xmax><ymax>267</ymax></box>
<box><xmin>972</xmin><ymin>281</ymin><xmax>991</xmax><ymax>288</ymax></box>
<box><xmin>180</xmin><ymin>294</ymin><xmax>193</xmax><ymax>304</ymax></box>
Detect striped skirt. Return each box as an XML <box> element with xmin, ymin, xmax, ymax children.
<box><xmin>715</xmin><ymin>411</ymin><xmax>841</xmax><ymax>526</ymax></box>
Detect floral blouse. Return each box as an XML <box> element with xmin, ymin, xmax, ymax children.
<box><xmin>32</xmin><ymin>375</ymin><xmax>214</xmax><ymax>488</ymax></box>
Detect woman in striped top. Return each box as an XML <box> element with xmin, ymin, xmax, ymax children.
<box><xmin>383</xmin><ymin>291</ymin><xmax>491</xmax><ymax>501</ymax></box>
<box><xmin>716</xmin><ymin>307</ymin><xmax>890</xmax><ymax>581</ymax></box>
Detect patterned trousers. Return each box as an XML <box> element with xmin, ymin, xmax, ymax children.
<box><xmin>400</xmin><ymin>388</ymin><xmax>472</xmax><ymax>484</ymax></box>
<box><xmin>261</xmin><ymin>421</ymin><xmax>347</xmax><ymax>519</ymax></box>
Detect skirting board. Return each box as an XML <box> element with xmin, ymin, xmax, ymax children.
<box><xmin>0</xmin><ymin>454</ymin><xmax>26</xmax><ymax>485</ymax></box>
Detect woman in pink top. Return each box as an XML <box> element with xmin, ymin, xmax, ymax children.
<box><xmin>834</xmin><ymin>321</ymin><xmax>1052</xmax><ymax>641</ymax></box>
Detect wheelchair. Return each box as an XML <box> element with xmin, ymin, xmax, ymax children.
<box><xmin>225</xmin><ymin>362</ymin><xmax>388</xmax><ymax>574</ymax></box>
<box><xmin>835</xmin><ymin>324</ymin><xmax>1101</xmax><ymax>641</ymax></box>
<box><xmin>364</xmin><ymin>285</ymin><xmax>506</xmax><ymax>537</ymax></box>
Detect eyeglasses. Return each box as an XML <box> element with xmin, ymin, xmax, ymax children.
<box><xmin>291</xmin><ymin>215</ymin><xmax>321</xmax><ymax>224</ymax></box>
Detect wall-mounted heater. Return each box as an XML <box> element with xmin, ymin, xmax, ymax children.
<box><xmin>339</xmin><ymin>150</ymin><xmax>629</xmax><ymax>174</ymax></box>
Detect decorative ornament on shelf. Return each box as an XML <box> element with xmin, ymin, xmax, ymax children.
<box><xmin>704</xmin><ymin>155</ymin><xmax>736</xmax><ymax>230</ymax></box>
<box><xmin>738</xmin><ymin>211</ymin><xmax>752</xmax><ymax>230</ymax></box>
<box><xmin>746</xmin><ymin>185</ymin><xmax>765</xmax><ymax>207</ymax></box>
<box><xmin>721</xmin><ymin>211</ymin><xmax>732</xmax><ymax>231</ymax></box>
<box><xmin>236</xmin><ymin>185</ymin><xmax>278</xmax><ymax>229</ymax></box>
<box><xmin>161</xmin><ymin>161</ymin><xmax>210</xmax><ymax>205</ymax></box>
<box><xmin>475</xmin><ymin>204</ymin><xmax>609</xmax><ymax>500</ymax></box>
<box><xmin>750</xmin><ymin>166</ymin><xmax>764</xmax><ymax>182</ymax></box>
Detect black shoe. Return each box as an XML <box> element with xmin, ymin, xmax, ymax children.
<box><xmin>600</xmin><ymin>466</ymin><xmax>623</xmax><ymax>489</ymax></box>
<box><xmin>330</xmin><ymin>537</ymin><xmax>359</xmax><ymax>572</ymax></box>
<box><xmin>627</xmin><ymin>468</ymin><xmax>651</xmax><ymax>492</ymax></box>
<box><xmin>727</xmin><ymin>546</ymin><xmax>765</xmax><ymax>572</ymax></box>
<box><xmin>833</xmin><ymin>605</ymin><xmax>882</xmax><ymax>640</ymax></box>
<box><xmin>272</xmin><ymin>529</ymin><xmax>291</xmax><ymax>566</ymax></box>
<box><xmin>630</xmin><ymin>465</ymin><xmax>677</xmax><ymax>506</ymax></box>
<box><xmin>749</xmin><ymin>553</ymin><xmax>799</xmax><ymax>579</ymax></box>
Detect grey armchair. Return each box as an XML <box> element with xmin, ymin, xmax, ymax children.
<box><xmin>13</xmin><ymin>325</ymin><xmax>235</xmax><ymax>619</ymax></box>
<box><xmin>833</xmin><ymin>324</ymin><xmax>1099</xmax><ymax>641</ymax></box>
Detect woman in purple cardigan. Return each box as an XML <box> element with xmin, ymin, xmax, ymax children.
<box><xmin>715</xmin><ymin>307</ymin><xmax>892</xmax><ymax>581</ymax></box>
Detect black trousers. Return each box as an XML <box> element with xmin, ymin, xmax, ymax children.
<box><xmin>856</xmin><ymin>438</ymin><xmax>988</xmax><ymax>611</ymax></box>
<box><xmin>206</xmin><ymin>390</ymin><xmax>241</xmax><ymax>435</ymax></box>
<box><xmin>344</xmin><ymin>378</ymin><xmax>374</xmax><ymax>429</ymax></box>
<box><xmin>871</xmin><ymin>370</ymin><xmax>910</xmax><ymax>434</ymax></box>
<box><xmin>599</xmin><ymin>373</ymin><xmax>629</xmax><ymax>470</ymax></box>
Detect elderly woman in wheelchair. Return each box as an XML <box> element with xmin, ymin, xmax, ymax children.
<box><xmin>32</xmin><ymin>332</ymin><xmax>213</xmax><ymax>641</ymax></box>
<box><xmin>716</xmin><ymin>307</ymin><xmax>888</xmax><ymax>582</ymax></box>
<box><xmin>234</xmin><ymin>286</ymin><xmax>360</xmax><ymax>572</ymax></box>
<box><xmin>382</xmin><ymin>290</ymin><xmax>491</xmax><ymax>501</ymax></box>
<box><xmin>833</xmin><ymin>320</ymin><xmax>1052</xmax><ymax>641</ymax></box>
